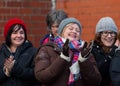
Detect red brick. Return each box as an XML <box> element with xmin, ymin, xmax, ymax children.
<box><xmin>19</xmin><ymin>8</ymin><xmax>32</xmax><ymax>14</ymax></box>
<box><xmin>57</xmin><ymin>0</ymin><xmax>120</xmax><ymax>42</ymax></box>
<box><xmin>7</xmin><ymin>1</ymin><xmax>22</xmax><ymax>7</ymax></box>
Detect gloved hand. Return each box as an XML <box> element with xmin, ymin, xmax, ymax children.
<box><xmin>60</xmin><ymin>39</ymin><xmax>70</xmax><ymax>62</ymax></box>
<box><xmin>62</xmin><ymin>39</ymin><xmax>69</xmax><ymax>57</ymax></box>
<box><xmin>81</xmin><ymin>41</ymin><xmax>93</xmax><ymax>58</ymax></box>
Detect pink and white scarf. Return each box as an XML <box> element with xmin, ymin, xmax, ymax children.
<box><xmin>54</xmin><ymin>36</ymin><xmax>84</xmax><ymax>86</ymax></box>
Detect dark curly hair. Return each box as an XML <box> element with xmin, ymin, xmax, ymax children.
<box><xmin>117</xmin><ymin>30</ymin><xmax>120</xmax><ymax>41</ymax></box>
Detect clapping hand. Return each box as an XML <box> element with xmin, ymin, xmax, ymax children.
<box><xmin>62</xmin><ymin>39</ymin><xmax>69</xmax><ymax>57</ymax></box>
<box><xmin>4</xmin><ymin>55</ymin><xmax>15</xmax><ymax>77</ymax></box>
<box><xmin>81</xmin><ymin>41</ymin><xmax>93</xmax><ymax>58</ymax></box>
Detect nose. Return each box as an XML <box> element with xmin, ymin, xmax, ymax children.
<box><xmin>72</xmin><ymin>28</ymin><xmax>77</xmax><ymax>33</ymax></box>
<box><xmin>16</xmin><ymin>33</ymin><xmax>21</xmax><ymax>37</ymax></box>
<box><xmin>107</xmin><ymin>33</ymin><xmax>112</xmax><ymax>37</ymax></box>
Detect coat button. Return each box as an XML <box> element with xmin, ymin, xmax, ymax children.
<box><xmin>105</xmin><ymin>59</ymin><xmax>107</xmax><ymax>62</ymax></box>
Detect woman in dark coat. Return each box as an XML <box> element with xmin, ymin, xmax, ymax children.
<box><xmin>0</xmin><ymin>18</ymin><xmax>38</xmax><ymax>86</ymax></box>
<box><xmin>110</xmin><ymin>30</ymin><xmax>120</xmax><ymax>86</ymax></box>
<box><xmin>35</xmin><ymin>18</ymin><xmax>101</xmax><ymax>86</ymax></box>
<box><xmin>91</xmin><ymin>17</ymin><xmax>118</xmax><ymax>86</ymax></box>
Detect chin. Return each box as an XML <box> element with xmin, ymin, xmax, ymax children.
<box><xmin>15</xmin><ymin>42</ymin><xmax>24</xmax><ymax>45</ymax></box>
<box><xmin>105</xmin><ymin>44</ymin><xmax>113</xmax><ymax>47</ymax></box>
<box><xmin>70</xmin><ymin>39</ymin><xmax>76</xmax><ymax>41</ymax></box>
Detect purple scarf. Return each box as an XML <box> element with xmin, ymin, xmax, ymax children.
<box><xmin>54</xmin><ymin>36</ymin><xmax>84</xmax><ymax>86</ymax></box>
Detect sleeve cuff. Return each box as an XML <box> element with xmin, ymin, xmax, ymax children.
<box><xmin>78</xmin><ymin>53</ymin><xmax>87</xmax><ymax>62</ymax></box>
<box><xmin>60</xmin><ymin>53</ymin><xmax>71</xmax><ymax>62</ymax></box>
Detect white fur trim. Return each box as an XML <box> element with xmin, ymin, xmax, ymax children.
<box><xmin>60</xmin><ymin>53</ymin><xmax>70</xmax><ymax>62</ymax></box>
<box><xmin>78</xmin><ymin>52</ymin><xmax>87</xmax><ymax>62</ymax></box>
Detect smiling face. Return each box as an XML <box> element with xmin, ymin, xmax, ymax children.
<box><xmin>61</xmin><ymin>23</ymin><xmax>81</xmax><ymax>41</ymax></box>
<box><xmin>10</xmin><ymin>25</ymin><xmax>25</xmax><ymax>47</ymax></box>
<box><xmin>101</xmin><ymin>30</ymin><xmax>116</xmax><ymax>47</ymax></box>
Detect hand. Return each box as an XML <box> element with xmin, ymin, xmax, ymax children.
<box><xmin>62</xmin><ymin>39</ymin><xmax>69</xmax><ymax>57</ymax></box>
<box><xmin>115</xmin><ymin>39</ymin><xmax>120</xmax><ymax>47</ymax></box>
<box><xmin>3</xmin><ymin>66</ymin><xmax>10</xmax><ymax>77</ymax></box>
<box><xmin>4</xmin><ymin>55</ymin><xmax>15</xmax><ymax>76</ymax></box>
<box><xmin>81</xmin><ymin>41</ymin><xmax>93</xmax><ymax>58</ymax></box>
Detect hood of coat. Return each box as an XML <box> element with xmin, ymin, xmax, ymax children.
<box><xmin>0</xmin><ymin>40</ymin><xmax>33</xmax><ymax>58</ymax></box>
<box><xmin>40</xmin><ymin>41</ymin><xmax>62</xmax><ymax>54</ymax></box>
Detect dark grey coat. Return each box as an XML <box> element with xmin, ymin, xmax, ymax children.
<box><xmin>110</xmin><ymin>46</ymin><xmax>120</xmax><ymax>86</ymax></box>
<box><xmin>0</xmin><ymin>41</ymin><xmax>38</xmax><ymax>86</ymax></box>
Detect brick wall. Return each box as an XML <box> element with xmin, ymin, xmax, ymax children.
<box><xmin>0</xmin><ymin>0</ymin><xmax>51</xmax><ymax>48</ymax></box>
<box><xmin>56</xmin><ymin>0</ymin><xmax>120</xmax><ymax>42</ymax></box>
<box><xmin>1</xmin><ymin>0</ymin><xmax>120</xmax><ymax>48</ymax></box>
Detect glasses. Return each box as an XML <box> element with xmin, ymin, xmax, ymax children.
<box><xmin>101</xmin><ymin>31</ymin><xmax>116</xmax><ymax>37</ymax></box>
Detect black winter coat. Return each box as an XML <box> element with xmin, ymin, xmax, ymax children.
<box><xmin>110</xmin><ymin>46</ymin><xmax>120</xmax><ymax>86</ymax></box>
<box><xmin>0</xmin><ymin>41</ymin><xmax>38</xmax><ymax>86</ymax></box>
<box><xmin>91</xmin><ymin>42</ymin><xmax>117</xmax><ymax>86</ymax></box>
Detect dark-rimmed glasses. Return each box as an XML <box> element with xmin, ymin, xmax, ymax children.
<box><xmin>101</xmin><ymin>31</ymin><xmax>116</xmax><ymax>37</ymax></box>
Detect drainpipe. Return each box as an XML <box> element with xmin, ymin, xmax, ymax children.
<box><xmin>51</xmin><ymin>0</ymin><xmax>56</xmax><ymax>10</ymax></box>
